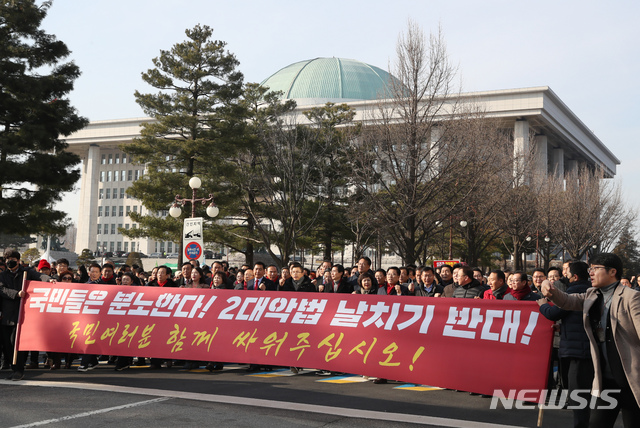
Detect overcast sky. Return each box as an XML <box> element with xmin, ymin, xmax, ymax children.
<box><xmin>42</xmin><ymin>0</ymin><xmax>640</xmax><ymax>235</ymax></box>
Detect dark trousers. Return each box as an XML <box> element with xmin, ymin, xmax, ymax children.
<box><xmin>589</xmin><ymin>378</ymin><xmax>640</xmax><ymax>428</ymax></box>
<box><xmin>1</xmin><ymin>325</ymin><xmax>26</xmax><ymax>373</ymax></box>
<box><xmin>561</xmin><ymin>357</ymin><xmax>594</xmax><ymax>428</ymax></box>
<box><xmin>80</xmin><ymin>354</ymin><xmax>98</xmax><ymax>367</ymax></box>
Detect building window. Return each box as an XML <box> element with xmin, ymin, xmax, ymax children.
<box><xmin>124</xmin><ymin>242</ymin><xmax>129</xmax><ymax>252</ymax></box>
<box><xmin>127</xmin><ymin>170</ymin><xmax>132</xmax><ymax>181</ymax></box>
<box><xmin>111</xmin><ymin>206</ymin><xmax>117</xmax><ymax>216</ymax></box>
<box><xmin>108</xmin><ymin>154</ymin><xmax>113</xmax><ymax>164</ymax></box>
<box><xmin>98</xmin><ymin>206</ymin><xmax>103</xmax><ymax>217</ymax></box>
<box><xmin>126</xmin><ymin>206</ymin><xmax>131</xmax><ymax>215</ymax></box>
<box><xmin>107</xmin><ymin>171</ymin><xmax>112</xmax><ymax>182</ymax></box>
<box><xmin>101</xmin><ymin>154</ymin><xmax>106</xmax><ymax>165</ymax></box>
<box><xmin>119</xmin><ymin>206</ymin><xmax>123</xmax><ymax>217</ymax></box>
<box><xmin>120</xmin><ymin>170</ymin><xmax>125</xmax><ymax>181</ymax></box>
<box><xmin>99</xmin><ymin>189</ymin><xmax>103</xmax><ymax>199</ymax></box>
<box><xmin>168</xmin><ymin>242</ymin><xmax>173</xmax><ymax>253</ymax></box>
<box><xmin>133</xmin><ymin>206</ymin><xmax>138</xmax><ymax>214</ymax></box>
<box><xmin>105</xmin><ymin>188</ymin><xmax>110</xmax><ymax>199</ymax></box>
<box><xmin>116</xmin><ymin>241</ymin><xmax>122</xmax><ymax>251</ymax></box>
<box><xmin>125</xmin><ymin>223</ymin><xmax>130</xmax><ymax>230</ymax></box>
<box><xmin>122</xmin><ymin>154</ymin><xmax>127</xmax><ymax>164</ymax></box>
<box><xmin>104</xmin><ymin>206</ymin><xmax>109</xmax><ymax>217</ymax></box>
<box><xmin>111</xmin><ymin>224</ymin><xmax>116</xmax><ymax>234</ymax></box>
<box><xmin>97</xmin><ymin>224</ymin><xmax>102</xmax><ymax>234</ymax></box>
<box><xmin>132</xmin><ymin>224</ymin><xmax>137</xmax><ymax>229</ymax></box>
<box><xmin>110</xmin><ymin>242</ymin><xmax>115</xmax><ymax>251</ymax></box>
<box><xmin>131</xmin><ymin>242</ymin><xmax>135</xmax><ymax>252</ymax></box>
<box><xmin>113</xmin><ymin>170</ymin><xmax>118</xmax><ymax>182</ymax></box>
<box><xmin>115</xmin><ymin>154</ymin><xmax>120</xmax><ymax>164</ymax></box>
<box><xmin>104</xmin><ymin>224</ymin><xmax>108</xmax><ymax>235</ymax></box>
<box><xmin>100</xmin><ymin>171</ymin><xmax>105</xmax><ymax>182</ymax></box>
<box><xmin>120</xmin><ymin>188</ymin><xmax>125</xmax><ymax>199</ymax></box>
<box><xmin>134</xmin><ymin>170</ymin><xmax>140</xmax><ymax>180</ymax></box>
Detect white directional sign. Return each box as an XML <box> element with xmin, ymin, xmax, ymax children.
<box><xmin>183</xmin><ymin>217</ymin><xmax>205</xmax><ymax>266</ymax></box>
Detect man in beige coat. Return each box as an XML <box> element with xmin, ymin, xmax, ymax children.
<box><xmin>541</xmin><ymin>252</ymin><xmax>640</xmax><ymax>428</ymax></box>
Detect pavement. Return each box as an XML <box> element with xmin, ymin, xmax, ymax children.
<box><xmin>0</xmin><ymin>361</ymin><xmax>623</xmax><ymax>428</ymax></box>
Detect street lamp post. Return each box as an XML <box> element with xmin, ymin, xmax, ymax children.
<box><xmin>169</xmin><ymin>176</ymin><xmax>219</xmax><ymax>266</ymax></box>
<box><xmin>436</xmin><ymin>217</ymin><xmax>467</xmax><ymax>261</ymax></box>
<box><xmin>169</xmin><ymin>176</ymin><xmax>219</xmax><ymax>219</ymax></box>
<box><xmin>459</xmin><ymin>220</ymin><xmax>468</xmax><ymax>263</ymax></box>
<box><xmin>526</xmin><ymin>231</ymin><xmax>540</xmax><ymax>268</ymax></box>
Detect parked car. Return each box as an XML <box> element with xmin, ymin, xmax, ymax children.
<box><xmin>166</xmin><ymin>252</ymin><xmax>179</xmax><ymax>259</ymax></box>
<box><xmin>149</xmin><ymin>252</ymin><xmax>163</xmax><ymax>258</ymax></box>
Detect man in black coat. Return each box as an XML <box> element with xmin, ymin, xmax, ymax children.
<box><xmin>539</xmin><ymin>261</ymin><xmax>593</xmax><ymax>427</ymax></box>
<box><xmin>281</xmin><ymin>263</ymin><xmax>316</xmax><ymax>292</ymax></box>
<box><xmin>348</xmin><ymin>257</ymin><xmax>378</xmax><ymax>293</ymax></box>
<box><xmin>0</xmin><ymin>250</ymin><xmax>43</xmax><ymax>380</ymax></box>
<box><xmin>320</xmin><ymin>264</ymin><xmax>353</xmax><ymax>294</ymax></box>
<box><xmin>411</xmin><ymin>266</ymin><xmax>444</xmax><ymax>297</ymax></box>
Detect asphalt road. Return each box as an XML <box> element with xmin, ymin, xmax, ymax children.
<box><xmin>0</xmin><ymin>362</ymin><xmax>623</xmax><ymax>428</ymax></box>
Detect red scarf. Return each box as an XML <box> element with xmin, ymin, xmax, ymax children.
<box><xmin>387</xmin><ymin>282</ymin><xmax>396</xmax><ymax>295</ymax></box>
<box><xmin>157</xmin><ymin>279</ymin><xmax>168</xmax><ymax>287</ymax></box>
<box><xmin>510</xmin><ymin>284</ymin><xmax>532</xmax><ymax>300</ymax></box>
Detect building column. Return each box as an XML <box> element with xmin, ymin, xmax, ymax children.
<box><xmin>566</xmin><ymin>159</ymin><xmax>578</xmax><ymax>176</ymax></box>
<box><xmin>513</xmin><ymin>119</ymin><xmax>529</xmax><ymax>185</ymax></box>
<box><xmin>75</xmin><ymin>144</ymin><xmax>100</xmax><ymax>254</ymax></box>
<box><xmin>551</xmin><ymin>148</ymin><xmax>564</xmax><ymax>178</ymax></box>
<box><xmin>429</xmin><ymin>126</ymin><xmax>442</xmax><ymax>178</ymax></box>
<box><xmin>532</xmin><ymin>134</ymin><xmax>548</xmax><ymax>182</ymax></box>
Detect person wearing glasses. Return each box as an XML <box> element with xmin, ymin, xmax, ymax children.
<box><xmin>541</xmin><ymin>253</ymin><xmax>640</xmax><ymax>427</ymax></box>
<box><xmin>504</xmin><ymin>271</ymin><xmax>540</xmax><ymax>301</ymax></box>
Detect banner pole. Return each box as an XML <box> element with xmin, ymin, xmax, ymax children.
<box><xmin>537</xmin><ymin>406</ymin><xmax>544</xmax><ymax>427</ymax></box>
<box><xmin>12</xmin><ymin>271</ymin><xmax>28</xmax><ymax>366</ymax></box>
<box><xmin>537</xmin><ymin>323</ymin><xmax>556</xmax><ymax>427</ymax></box>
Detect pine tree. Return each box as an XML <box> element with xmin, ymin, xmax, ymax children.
<box><xmin>613</xmin><ymin>225</ymin><xmax>640</xmax><ymax>277</ymax></box>
<box><xmin>122</xmin><ymin>24</ymin><xmax>247</xmax><ymax>265</ymax></box>
<box><xmin>0</xmin><ymin>0</ymin><xmax>88</xmax><ymax>235</ymax></box>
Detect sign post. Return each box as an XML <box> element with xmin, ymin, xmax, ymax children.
<box><xmin>183</xmin><ymin>217</ymin><xmax>205</xmax><ymax>266</ymax></box>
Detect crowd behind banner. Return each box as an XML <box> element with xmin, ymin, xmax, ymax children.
<box><xmin>1</xmin><ymin>250</ymin><xmax>639</xmax><ymax>412</ymax></box>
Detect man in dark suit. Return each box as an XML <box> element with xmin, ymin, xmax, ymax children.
<box><xmin>246</xmin><ymin>262</ymin><xmax>276</xmax><ymax>291</ymax></box>
<box><xmin>542</xmin><ymin>253</ymin><xmax>640</xmax><ymax>428</ymax></box>
<box><xmin>320</xmin><ymin>264</ymin><xmax>352</xmax><ymax>293</ymax></box>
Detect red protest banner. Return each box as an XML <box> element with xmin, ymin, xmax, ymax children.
<box><xmin>433</xmin><ymin>260</ymin><xmax>460</xmax><ymax>268</ymax></box>
<box><xmin>18</xmin><ymin>281</ymin><xmax>553</xmax><ymax>397</ymax></box>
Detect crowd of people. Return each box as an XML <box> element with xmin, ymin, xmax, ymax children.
<box><xmin>1</xmin><ymin>249</ymin><xmax>639</xmax><ymax>426</ymax></box>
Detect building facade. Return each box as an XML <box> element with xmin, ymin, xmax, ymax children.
<box><xmin>65</xmin><ymin>59</ymin><xmax>619</xmax><ymax>255</ymax></box>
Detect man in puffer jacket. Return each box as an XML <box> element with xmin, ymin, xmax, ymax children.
<box><xmin>452</xmin><ymin>266</ymin><xmax>486</xmax><ymax>299</ymax></box>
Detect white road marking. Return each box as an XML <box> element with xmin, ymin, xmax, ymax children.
<box><xmin>1</xmin><ymin>379</ymin><xmax>526</xmax><ymax>428</ymax></box>
<box><xmin>8</xmin><ymin>397</ymin><xmax>170</xmax><ymax>427</ymax></box>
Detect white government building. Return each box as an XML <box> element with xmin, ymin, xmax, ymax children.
<box><xmin>64</xmin><ymin>58</ymin><xmax>620</xmax><ymax>256</ymax></box>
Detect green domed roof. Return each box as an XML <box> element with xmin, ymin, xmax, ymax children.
<box><xmin>260</xmin><ymin>57</ymin><xmax>396</xmax><ymax>105</ymax></box>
